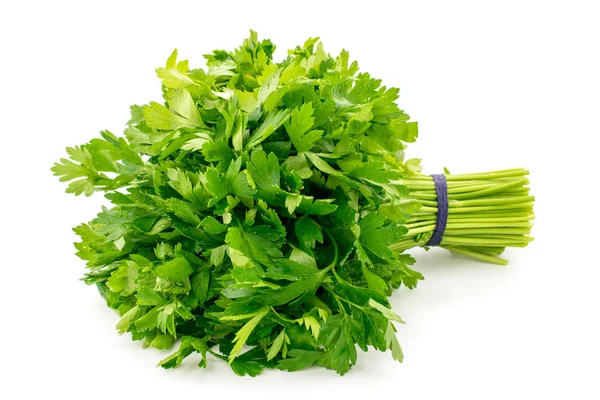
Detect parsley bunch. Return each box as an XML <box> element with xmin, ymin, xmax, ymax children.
<box><xmin>52</xmin><ymin>32</ymin><xmax>532</xmax><ymax>376</ymax></box>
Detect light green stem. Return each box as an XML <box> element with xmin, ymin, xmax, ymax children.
<box><xmin>391</xmin><ymin>168</ymin><xmax>534</xmax><ymax>265</ymax></box>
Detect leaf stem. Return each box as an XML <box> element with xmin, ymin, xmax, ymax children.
<box><xmin>269</xmin><ymin>307</ymin><xmax>296</xmax><ymax>324</ymax></box>
<box><xmin>323</xmin><ymin>285</ymin><xmax>347</xmax><ymax>314</ymax></box>
<box><xmin>321</xmin><ymin>227</ymin><xmax>339</xmax><ymax>273</ymax></box>
<box><xmin>391</xmin><ymin>168</ymin><xmax>534</xmax><ymax>264</ymax></box>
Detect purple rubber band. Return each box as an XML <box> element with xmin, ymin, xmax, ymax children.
<box><xmin>425</xmin><ymin>174</ymin><xmax>448</xmax><ymax>247</ymax></box>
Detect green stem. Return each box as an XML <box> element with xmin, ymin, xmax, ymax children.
<box><xmin>321</xmin><ymin>227</ymin><xmax>339</xmax><ymax>273</ymax></box>
<box><xmin>441</xmin><ymin>246</ymin><xmax>508</xmax><ymax>265</ymax></box>
<box><xmin>324</xmin><ymin>285</ymin><xmax>365</xmax><ymax>311</ymax></box>
<box><xmin>390</xmin><ymin>168</ymin><xmax>534</xmax><ymax>265</ymax></box>
<box><xmin>270</xmin><ymin>307</ymin><xmax>296</xmax><ymax>324</ymax></box>
<box><xmin>323</xmin><ymin>285</ymin><xmax>347</xmax><ymax>314</ymax></box>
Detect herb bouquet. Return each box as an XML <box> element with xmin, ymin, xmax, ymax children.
<box><xmin>52</xmin><ymin>32</ymin><xmax>534</xmax><ymax>376</ymax></box>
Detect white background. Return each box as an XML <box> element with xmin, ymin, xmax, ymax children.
<box><xmin>1</xmin><ymin>1</ymin><xmax>599</xmax><ymax>399</ymax></box>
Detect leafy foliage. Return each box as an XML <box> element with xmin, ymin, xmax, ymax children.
<box><xmin>52</xmin><ymin>31</ymin><xmax>424</xmax><ymax>376</ymax></box>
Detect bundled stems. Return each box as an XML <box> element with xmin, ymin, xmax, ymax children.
<box><xmin>390</xmin><ymin>169</ymin><xmax>535</xmax><ymax>265</ymax></box>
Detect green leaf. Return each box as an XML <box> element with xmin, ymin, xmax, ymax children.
<box><xmin>361</xmin><ymin>265</ymin><xmax>388</xmax><ymax>295</ymax></box>
<box><xmin>136</xmin><ymin>288</ymin><xmax>167</xmax><ymax>306</ymax></box>
<box><xmin>296</xmin><ymin>197</ymin><xmax>337</xmax><ymax>216</ymax></box>
<box><xmin>285</xmin><ymin>193</ymin><xmax>303</xmax><ymax>214</ymax></box>
<box><xmin>267</xmin><ymin>329</ymin><xmax>287</xmax><ymax>361</ymax></box>
<box><xmin>359</xmin><ymin>212</ymin><xmax>400</xmax><ymax>260</ymax></box>
<box><xmin>277</xmin><ymin>349</ymin><xmax>324</xmax><ymax>372</ymax></box>
<box><xmin>295</xmin><ymin>316</ymin><xmax>321</xmax><ymax>340</ymax></box>
<box><xmin>368</xmin><ymin>299</ymin><xmax>405</xmax><ymax>324</ymax></box>
<box><xmin>167</xmin><ymin>89</ymin><xmax>203</xmax><ymax>127</ymax></box>
<box><xmin>378</xmin><ymin>199</ymin><xmax>422</xmax><ymax>223</ymax></box>
<box><xmin>156</xmin><ymin>49</ymin><xmax>195</xmax><ymax>88</ymax></box>
<box><xmin>116</xmin><ymin>305</ymin><xmax>141</xmax><ymax>334</ymax></box>
<box><xmin>229</xmin><ymin>347</ymin><xmax>269</xmax><ymax>377</ymax></box>
<box><xmin>226</xmin><ymin>158</ymin><xmax>256</xmax><ymax>198</ymax></box>
<box><xmin>181</xmin><ymin>131</ymin><xmax>212</xmax><ymax>151</ymax></box>
<box><xmin>349</xmin><ymin>161</ymin><xmax>402</xmax><ymax>183</ymax></box>
<box><xmin>158</xmin><ymin>336</ymin><xmax>208</xmax><ymax>369</ymax></box>
<box><xmin>205</xmin><ymin>167</ymin><xmax>230</xmax><ymax>204</ymax></box>
<box><xmin>147</xmin><ymin>334</ymin><xmax>176</xmax><ymax>350</ymax></box>
<box><xmin>332</xmin><ymin>268</ymin><xmax>387</xmax><ymax>305</ymax></box>
<box><xmin>247</xmin><ymin>149</ymin><xmax>282</xmax><ymax>195</ymax></box>
<box><xmin>225</xmin><ymin>225</ymin><xmax>283</xmax><ymax>267</ymax></box>
<box><xmin>288</xmin><ymin>245</ymin><xmax>315</xmax><ymax>266</ymax></box>
<box><xmin>295</xmin><ymin>217</ymin><xmax>323</xmax><ymax>251</ymax></box>
<box><xmin>385</xmin><ymin>322</ymin><xmax>404</xmax><ymax>362</ymax></box>
<box><xmin>107</xmin><ymin>261</ymin><xmax>138</xmax><ymax>296</ymax></box>
<box><xmin>155</xmin><ymin>257</ymin><xmax>194</xmax><ymax>282</ymax></box>
<box><xmin>258</xmin><ymin>273</ymin><xmax>322</xmax><ymax>307</ymax></box>
<box><xmin>246</xmin><ymin>109</ymin><xmax>291</xmax><ymax>149</ymax></box>
<box><xmin>305</xmin><ymin>152</ymin><xmax>342</xmax><ymax>176</ymax></box>
<box><xmin>202</xmin><ymin>140</ymin><xmax>235</xmax><ymax>162</ymax></box>
<box><xmin>200</xmin><ymin>216</ymin><xmax>227</xmax><ymax>234</ymax></box>
<box><xmin>285</xmin><ymin>103</ymin><xmax>323</xmax><ymax>152</ymax></box>
<box><xmin>265</xmin><ymin>258</ymin><xmax>320</xmax><ymax>281</ymax></box>
<box><xmin>319</xmin><ymin>314</ymin><xmax>357</xmax><ymax>375</ymax></box>
<box><xmin>209</xmin><ymin>245</ymin><xmax>227</xmax><ymax>266</ymax></box>
<box><xmin>163</xmin><ymin>198</ymin><xmax>201</xmax><ymax>225</ymax></box>
<box><xmin>189</xmin><ymin>266</ymin><xmax>211</xmax><ymax>306</ymax></box>
<box><xmin>144</xmin><ymin>101</ymin><xmax>201</xmax><ymax>130</ymax></box>
<box><xmin>229</xmin><ymin>308</ymin><xmax>268</xmax><ymax>361</ymax></box>
<box><xmin>284</xmin><ymin>153</ymin><xmax>313</xmax><ymax>179</ymax></box>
